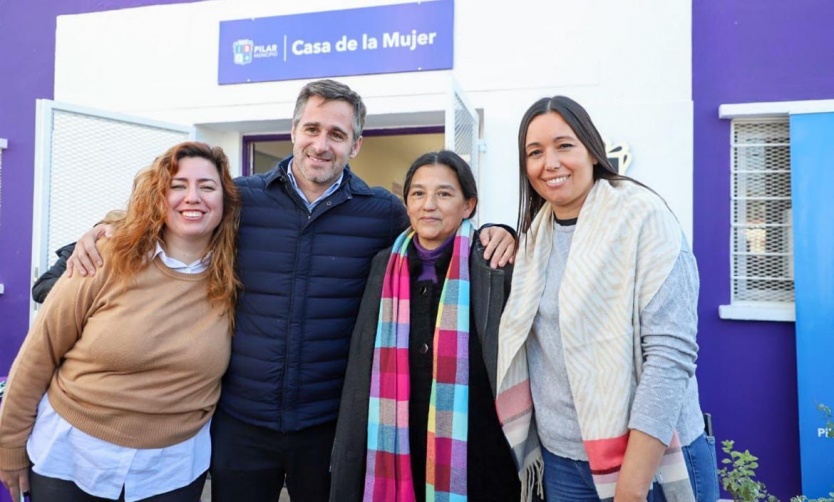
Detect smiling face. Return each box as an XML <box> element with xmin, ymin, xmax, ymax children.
<box><xmin>290</xmin><ymin>95</ymin><xmax>362</xmax><ymax>200</ymax></box>
<box><xmin>524</xmin><ymin>111</ymin><xmax>596</xmax><ymax>219</ymax></box>
<box><xmin>163</xmin><ymin>156</ymin><xmax>224</xmax><ymax>251</ymax></box>
<box><xmin>406</xmin><ymin>163</ymin><xmax>476</xmax><ymax>250</ymax></box>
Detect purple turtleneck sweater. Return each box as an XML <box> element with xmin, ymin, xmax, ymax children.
<box><xmin>412</xmin><ymin>234</ymin><xmax>455</xmax><ymax>283</ymax></box>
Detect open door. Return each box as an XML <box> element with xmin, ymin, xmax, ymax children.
<box><xmin>445</xmin><ymin>80</ymin><xmax>481</xmax><ymax>224</ymax></box>
<box><xmin>30</xmin><ymin>100</ymin><xmax>193</xmax><ymax>325</ymax></box>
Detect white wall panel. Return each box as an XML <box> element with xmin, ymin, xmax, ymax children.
<box><xmin>54</xmin><ymin>0</ymin><xmax>693</xmax><ymax>238</ymax></box>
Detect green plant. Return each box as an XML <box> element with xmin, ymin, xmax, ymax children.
<box><xmin>790</xmin><ymin>495</ymin><xmax>834</xmax><ymax>502</ymax></box>
<box><xmin>721</xmin><ymin>406</ymin><xmax>833</xmax><ymax>501</ymax></box>
<box><xmin>718</xmin><ymin>440</ymin><xmax>779</xmax><ymax>502</ymax></box>
<box><xmin>788</xmin><ymin>405</ymin><xmax>833</xmax><ymax>502</ymax></box>
<box><xmin>818</xmin><ymin>403</ymin><xmax>834</xmax><ymax>439</ymax></box>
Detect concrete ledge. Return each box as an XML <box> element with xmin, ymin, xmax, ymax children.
<box><xmin>719</xmin><ymin>302</ymin><xmax>795</xmax><ymax>322</ymax></box>
<box><xmin>720</xmin><ymin>99</ymin><xmax>834</xmax><ymax>119</ymax></box>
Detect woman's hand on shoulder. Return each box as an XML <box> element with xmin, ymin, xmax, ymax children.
<box><xmin>479</xmin><ymin>225</ymin><xmax>516</xmax><ymax>268</ymax></box>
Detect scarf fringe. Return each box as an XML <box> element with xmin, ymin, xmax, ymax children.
<box><xmin>520</xmin><ymin>456</ymin><xmax>543</xmax><ymax>502</ymax></box>
<box><xmin>497</xmin><ymin>180</ymin><xmax>694</xmax><ymax>500</ymax></box>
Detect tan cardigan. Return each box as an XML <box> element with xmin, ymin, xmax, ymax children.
<box><xmin>0</xmin><ymin>253</ymin><xmax>231</xmax><ymax>470</ymax></box>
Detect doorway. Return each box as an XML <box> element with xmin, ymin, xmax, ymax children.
<box><xmin>243</xmin><ymin>127</ymin><xmax>444</xmax><ymax>199</ymax></box>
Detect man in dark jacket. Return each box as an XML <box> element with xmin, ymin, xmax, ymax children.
<box><xmin>31</xmin><ymin>242</ymin><xmax>75</xmax><ymax>303</ymax></box>
<box><xmin>208</xmin><ymin>80</ymin><xmax>412</xmax><ymax>502</ymax></box>
<box><xmin>33</xmin><ymin>209</ymin><xmax>125</xmax><ymax>302</ymax></box>
<box><xmin>67</xmin><ymin>79</ymin><xmax>514</xmax><ymax>502</ymax></box>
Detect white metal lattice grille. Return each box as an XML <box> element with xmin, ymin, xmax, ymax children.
<box><xmin>452</xmin><ymin>93</ymin><xmax>479</xmax><ymax>185</ymax></box>
<box><xmin>46</xmin><ymin>111</ymin><xmax>189</xmax><ymax>266</ymax></box>
<box><xmin>730</xmin><ymin>119</ymin><xmax>794</xmax><ymax>304</ymax></box>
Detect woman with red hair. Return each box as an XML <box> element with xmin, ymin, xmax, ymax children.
<box><xmin>0</xmin><ymin>141</ymin><xmax>241</xmax><ymax>502</ymax></box>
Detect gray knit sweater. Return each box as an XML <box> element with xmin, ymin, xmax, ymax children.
<box><xmin>527</xmin><ymin>221</ymin><xmax>705</xmax><ymax>460</ymax></box>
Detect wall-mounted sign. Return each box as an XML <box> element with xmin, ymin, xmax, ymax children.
<box><xmin>791</xmin><ymin>111</ymin><xmax>834</xmax><ymax>497</ymax></box>
<box><xmin>218</xmin><ymin>1</ymin><xmax>454</xmax><ymax>85</ymax></box>
<box><xmin>604</xmin><ymin>139</ymin><xmax>632</xmax><ymax>175</ymax></box>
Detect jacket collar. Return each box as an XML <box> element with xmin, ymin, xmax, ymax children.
<box><xmin>264</xmin><ymin>155</ymin><xmax>373</xmax><ymax>197</ymax></box>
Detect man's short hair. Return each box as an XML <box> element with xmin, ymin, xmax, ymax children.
<box><xmin>292</xmin><ymin>79</ymin><xmax>367</xmax><ymax>142</ymax></box>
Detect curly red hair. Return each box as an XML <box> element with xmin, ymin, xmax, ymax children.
<box><xmin>107</xmin><ymin>141</ymin><xmax>241</xmax><ymax>325</ymax></box>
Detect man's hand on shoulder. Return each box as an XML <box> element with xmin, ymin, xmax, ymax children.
<box><xmin>66</xmin><ymin>223</ymin><xmax>113</xmax><ymax>277</ymax></box>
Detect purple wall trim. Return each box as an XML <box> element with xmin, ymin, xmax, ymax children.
<box><xmin>244</xmin><ymin>133</ymin><xmax>292</xmax><ymax>142</ymax></box>
<box><xmin>360</xmin><ymin>126</ymin><xmax>444</xmax><ymax>137</ymax></box>
<box><xmin>693</xmin><ymin>1</ymin><xmax>834</xmax><ymax>498</ymax></box>
<box><xmin>0</xmin><ymin>0</ymin><xmax>204</xmax><ymax>375</ymax></box>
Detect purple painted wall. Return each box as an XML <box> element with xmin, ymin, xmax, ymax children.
<box><xmin>2</xmin><ymin>0</ymin><xmax>831</xmax><ymax>496</ymax></box>
<box><xmin>0</xmin><ymin>0</ymin><xmax>203</xmax><ymax>375</ymax></box>
<box><xmin>693</xmin><ymin>1</ymin><xmax>834</xmax><ymax>498</ymax></box>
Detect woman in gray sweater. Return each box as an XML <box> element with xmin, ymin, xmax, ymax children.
<box><xmin>495</xmin><ymin>96</ymin><xmax>718</xmax><ymax>502</ymax></box>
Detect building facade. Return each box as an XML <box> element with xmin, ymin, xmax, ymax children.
<box><xmin>693</xmin><ymin>0</ymin><xmax>834</xmax><ymax>497</ymax></box>
<box><xmin>3</xmin><ymin>0</ymin><xmax>833</xmax><ymax>497</ymax></box>
<box><xmin>1</xmin><ymin>0</ymin><xmax>694</xmax><ymax>373</ymax></box>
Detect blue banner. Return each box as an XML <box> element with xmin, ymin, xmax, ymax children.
<box><xmin>218</xmin><ymin>1</ymin><xmax>454</xmax><ymax>85</ymax></box>
<box><xmin>791</xmin><ymin>111</ymin><xmax>834</xmax><ymax>497</ymax></box>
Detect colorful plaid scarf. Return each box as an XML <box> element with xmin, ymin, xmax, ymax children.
<box><xmin>364</xmin><ymin>219</ymin><xmax>474</xmax><ymax>502</ymax></box>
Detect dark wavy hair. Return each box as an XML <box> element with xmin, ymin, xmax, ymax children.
<box><xmin>403</xmin><ymin>150</ymin><xmax>478</xmax><ymax>216</ymax></box>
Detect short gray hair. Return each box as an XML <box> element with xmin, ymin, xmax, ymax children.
<box><xmin>292</xmin><ymin>79</ymin><xmax>367</xmax><ymax>141</ymax></box>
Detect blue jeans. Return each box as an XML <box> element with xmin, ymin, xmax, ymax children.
<box><xmin>542</xmin><ymin>434</ymin><xmax>719</xmax><ymax>502</ymax></box>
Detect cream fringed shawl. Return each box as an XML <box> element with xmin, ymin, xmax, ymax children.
<box><xmin>495</xmin><ymin>180</ymin><xmax>695</xmax><ymax>502</ymax></box>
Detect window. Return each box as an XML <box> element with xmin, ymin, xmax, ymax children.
<box><xmin>718</xmin><ymin>99</ymin><xmax>834</xmax><ymax>321</ymax></box>
<box><xmin>718</xmin><ymin>117</ymin><xmax>795</xmax><ymax>321</ymax></box>
<box><xmin>730</xmin><ymin>119</ymin><xmax>793</xmax><ymax>304</ymax></box>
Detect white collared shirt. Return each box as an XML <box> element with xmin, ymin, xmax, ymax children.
<box><xmin>26</xmin><ymin>245</ymin><xmax>210</xmax><ymax>501</ymax></box>
<box><xmin>152</xmin><ymin>242</ymin><xmax>211</xmax><ymax>274</ymax></box>
<box><xmin>286</xmin><ymin>159</ymin><xmax>344</xmax><ymax>212</ymax></box>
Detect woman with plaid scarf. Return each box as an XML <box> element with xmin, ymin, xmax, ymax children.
<box><xmin>329</xmin><ymin>151</ymin><xmax>521</xmax><ymax>502</ymax></box>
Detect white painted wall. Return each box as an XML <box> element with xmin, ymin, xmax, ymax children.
<box><xmin>54</xmin><ymin>0</ymin><xmax>693</xmax><ymax>239</ymax></box>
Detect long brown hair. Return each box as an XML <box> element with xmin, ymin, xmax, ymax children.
<box><xmin>515</xmin><ymin>96</ymin><xmax>650</xmax><ymax>242</ymax></box>
<box><xmin>107</xmin><ymin>141</ymin><xmax>241</xmax><ymax>323</ymax></box>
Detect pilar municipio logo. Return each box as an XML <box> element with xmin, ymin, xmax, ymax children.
<box><xmin>233</xmin><ymin>39</ymin><xmax>254</xmax><ymax>66</ymax></box>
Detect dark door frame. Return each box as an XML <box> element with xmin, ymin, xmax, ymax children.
<box><xmin>241</xmin><ymin>125</ymin><xmax>443</xmax><ymax>176</ymax></box>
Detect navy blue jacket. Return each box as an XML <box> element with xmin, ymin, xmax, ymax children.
<box><xmin>219</xmin><ymin>156</ymin><xmax>409</xmax><ymax>432</ymax></box>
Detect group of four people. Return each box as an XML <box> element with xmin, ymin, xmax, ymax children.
<box><xmin>0</xmin><ymin>79</ymin><xmax>717</xmax><ymax>502</ymax></box>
